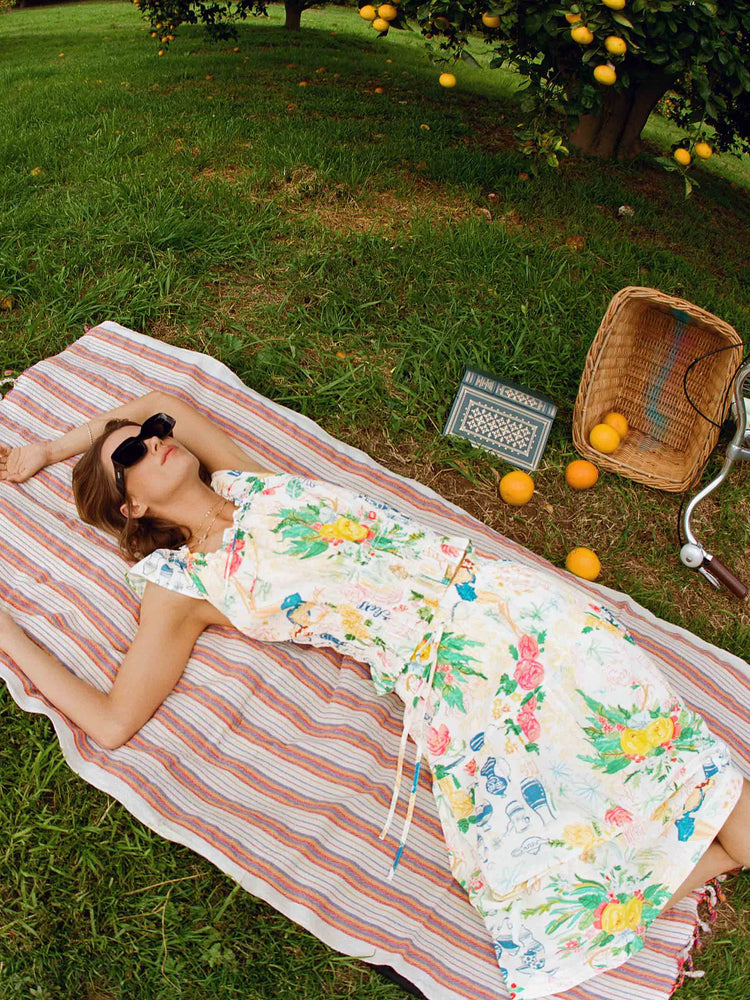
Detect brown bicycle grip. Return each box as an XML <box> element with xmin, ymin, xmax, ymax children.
<box><xmin>705</xmin><ymin>556</ymin><xmax>749</xmax><ymax>599</ymax></box>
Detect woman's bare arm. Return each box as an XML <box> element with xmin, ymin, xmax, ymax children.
<box><xmin>147</xmin><ymin>391</ymin><xmax>276</xmax><ymax>476</ymax></box>
<box><xmin>0</xmin><ymin>390</ymin><xmax>168</xmax><ymax>483</ymax></box>
<box><xmin>0</xmin><ymin>389</ymin><xmax>277</xmax><ymax>482</ymax></box>
<box><xmin>0</xmin><ymin>584</ymin><xmax>222</xmax><ymax>749</ymax></box>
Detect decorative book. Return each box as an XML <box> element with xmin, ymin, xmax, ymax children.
<box><xmin>442</xmin><ymin>367</ymin><xmax>558</xmax><ymax>471</ymax></box>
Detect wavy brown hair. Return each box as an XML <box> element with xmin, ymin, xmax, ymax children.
<box><xmin>72</xmin><ymin>418</ymin><xmax>212</xmax><ymax>563</ymax></box>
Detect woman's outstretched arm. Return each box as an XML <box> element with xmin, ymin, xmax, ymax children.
<box><xmin>0</xmin><ymin>389</ymin><xmax>276</xmax><ymax>482</ymax></box>
<box><xmin>0</xmin><ymin>584</ymin><xmax>216</xmax><ymax>749</ymax></box>
<box><xmin>0</xmin><ymin>390</ymin><xmax>168</xmax><ymax>483</ymax></box>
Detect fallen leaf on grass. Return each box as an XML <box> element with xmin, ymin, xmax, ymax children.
<box><xmin>565</xmin><ymin>235</ymin><xmax>585</xmax><ymax>251</ymax></box>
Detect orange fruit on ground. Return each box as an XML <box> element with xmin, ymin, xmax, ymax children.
<box><xmin>565</xmin><ymin>12</ymin><xmax>581</xmax><ymax>23</ymax></box>
<box><xmin>589</xmin><ymin>423</ymin><xmax>621</xmax><ymax>454</ymax></box>
<box><xmin>482</xmin><ymin>13</ymin><xmax>501</xmax><ymax>27</ymax></box>
<box><xmin>694</xmin><ymin>141</ymin><xmax>713</xmax><ymax>159</ymax></box>
<box><xmin>377</xmin><ymin>3</ymin><xmax>398</xmax><ymax>19</ymax></box>
<box><xmin>674</xmin><ymin>147</ymin><xmax>691</xmax><ymax>166</ymax></box>
<box><xmin>594</xmin><ymin>64</ymin><xmax>617</xmax><ymax>85</ymax></box>
<box><xmin>603</xmin><ymin>411</ymin><xmax>628</xmax><ymax>438</ymax></box>
<box><xmin>499</xmin><ymin>470</ymin><xmax>535</xmax><ymax>506</ymax></box>
<box><xmin>571</xmin><ymin>24</ymin><xmax>594</xmax><ymax>43</ymax></box>
<box><xmin>565</xmin><ymin>460</ymin><xmax>599</xmax><ymax>490</ymax></box>
<box><xmin>439</xmin><ymin>72</ymin><xmax>457</xmax><ymax>88</ymax></box>
<box><xmin>371</xmin><ymin>16</ymin><xmax>390</xmax><ymax>30</ymax></box>
<box><xmin>359</xmin><ymin>4</ymin><xmax>377</xmax><ymax>18</ymax></box>
<box><xmin>566</xmin><ymin>547</ymin><xmax>601</xmax><ymax>581</ymax></box>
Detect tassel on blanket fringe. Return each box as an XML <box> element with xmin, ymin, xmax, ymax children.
<box><xmin>0</xmin><ymin>372</ymin><xmax>18</xmax><ymax>399</ymax></box>
<box><xmin>669</xmin><ymin>875</ymin><xmax>727</xmax><ymax>996</ymax></box>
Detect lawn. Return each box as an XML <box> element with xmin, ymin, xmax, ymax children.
<box><xmin>1</xmin><ymin>1</ymin><xmax>749</xmax><ymax>997</ymax></box>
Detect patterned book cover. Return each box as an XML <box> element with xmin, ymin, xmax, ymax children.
<box><xmin>442</xmin><ymin>367</ymin><xmax>558</xmax><ymax>471</ymax></box>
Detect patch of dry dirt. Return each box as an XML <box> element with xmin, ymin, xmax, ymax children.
<box><xmin>261</xmin><ymin>164</ymin><xmax>530</xmax><ymax>236</ymax></box>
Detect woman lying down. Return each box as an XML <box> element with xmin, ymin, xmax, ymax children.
<box><xmin>0</xmin><ymin>390</ymin><xmax>747</xmax><ymax>999</ymax></box>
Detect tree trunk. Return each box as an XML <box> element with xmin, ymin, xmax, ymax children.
<box><xmin>284</xmin><ymin>0</ymin><xmax>304</xmax><ymax>30</ymax></box>
<box><xmin>569</xmin><ymin>72</ymin><xmax>674</xmax><ymax>160</ymax></box>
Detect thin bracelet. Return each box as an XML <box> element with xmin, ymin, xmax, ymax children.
<box><xmin>86</xmin><ymin>423</ymin><xmax>94</xmax><ymax>447</ymax></box>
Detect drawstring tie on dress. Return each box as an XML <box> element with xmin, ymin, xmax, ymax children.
<box><xmin>378</xmin><ymin>623</ymin><xmax>445</xmax><ymax>881</ymax></box>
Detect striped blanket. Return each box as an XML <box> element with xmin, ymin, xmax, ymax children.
<box><xmin>1</xmin><ymin>322</ymin><xmax>748</xmax><ymax>1000</ymax></box>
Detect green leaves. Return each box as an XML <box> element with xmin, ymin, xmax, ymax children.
<box><xmin>611</xmin><ymin>12</ymin><xmax>635</xmax><ymax>29</ymax></box>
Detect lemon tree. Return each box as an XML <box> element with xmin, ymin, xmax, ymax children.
<box><xmin>384</xmin><ymin>0</ymin><xmax>750</xmax><ymax>165</ymax></box>
<box><xmin>136</xmin><ymin>0</ymin><xmax>312</xmax><ymax>36</ymax></box>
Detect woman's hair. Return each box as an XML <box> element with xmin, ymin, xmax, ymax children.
<box><xmin>72</xmin><ymin>418</ymin><xmax>212</xmax><ymax>563</ymax></box>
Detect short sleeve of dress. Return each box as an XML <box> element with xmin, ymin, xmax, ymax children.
<box><xmin>211</xmin><ymin>469</ymin><xmax>278</xmax><ymax>504</ymax></box>
<box><xmin>125</xmin><ymin>548</ymin><xmax>206</xmax><ymax>601</ymax></box>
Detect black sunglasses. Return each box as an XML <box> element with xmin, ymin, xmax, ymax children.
<box><xmin>111</xmin><ymin>412</ymin><xmax>175</xmax><ymax>497</ymax></box>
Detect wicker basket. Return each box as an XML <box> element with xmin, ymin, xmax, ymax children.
<box><xmin>572</xmin><ymin>287</ymin><xmax>743</xmax><ymax>492</ymax></box>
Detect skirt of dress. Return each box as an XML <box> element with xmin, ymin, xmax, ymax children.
<box><xmin>393</xmin><ymin>549</ymin><xmax>744</xmax><ymax>999</ymax></box>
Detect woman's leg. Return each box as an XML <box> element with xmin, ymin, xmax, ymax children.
<box><xmin>661</xmin><ymin>778</ymin><xmax>749</xmax><ymax>913</ymax></box>
<box><xmin>716</xmin><ymin>777</ymin><xmax>750</xmax><ymax>866</ymax></box>
<box><xmin>661</xmin><ymin>840</ymin><xmax>739</xmax><ymax>912</ymax></box>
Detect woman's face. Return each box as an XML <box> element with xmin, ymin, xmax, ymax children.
<box><xmin>99</xmin><ymin>424</ymin><xmax>198</xmax><ymax>510</ymax></box>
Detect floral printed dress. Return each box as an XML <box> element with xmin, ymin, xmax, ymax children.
<box><xmin>127</xmin><ymin>471</ymin><xmax>744</xmax><ymax>999</ymax></box>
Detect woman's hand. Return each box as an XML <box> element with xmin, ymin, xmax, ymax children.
<box><xmin>0</xmin><ymin>441</ymin><xmax>49</xmax><ymax>483</ymax></box>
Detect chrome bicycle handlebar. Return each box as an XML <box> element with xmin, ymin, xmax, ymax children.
<box><xmin>679</xmin><ymin>360</ymin><xmax>750</xmax><ymax>599</ymax></box>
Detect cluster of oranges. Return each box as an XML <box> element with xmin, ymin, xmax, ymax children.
<box><xmin>359</xmin><ymin>1</ymin><xmax>457</xmax><ymax>87</ymax></box>
<box><xmin>565</xmin><ymin>0</ymin><xmax>629</xmax><ymax>87</ymax></box>
<box><xmin>673</xmin><ymin>142</ymin><xmax>713</xmax><ymax>167</ymax></box>
<box><xmin>589</xmin><ymin>410</ymin><xmax>628</xmax><ymax>454</ymax></box>
<box><xmin>496</xmin><ymin>410</ymin><xmax>630</xmax><ymax>583</ymax></box>
<box><xmin>359</xmin><ymin>1</ymin><xmax>399</xmax><ymax>34</ymax></box>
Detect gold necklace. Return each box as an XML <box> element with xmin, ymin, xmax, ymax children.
<box><xmin>192</xmin><ymin>496</ymin><xmax>228</xmax><ymax>551</ymax></box>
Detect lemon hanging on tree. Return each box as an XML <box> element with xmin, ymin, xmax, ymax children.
<box><xmin>602</xmin><ymin>0</ymin><xmax>626</xmax><ymax>8</ymax></box>
<box><xmin>571</xmin><ymin>24</ymin><xmax>594</xmax><ymax>44</ymax></box>
<box><xmin>359</xmin><ymin>4</ymin><xmax>377</xmax><ymax>19</ymax></box>
<box><xmin>439</xmin><ymin>72</ymin><xmax>457</xmax><ymax>88</ymax></box>
<box><xmin>594</xmin><ymin>64</ymin><xmax>617</xmax><ymax>85</ymax></box>
<box><xmin>371</xmin><ymin>16</ymin><xmax>390</xmax><ymax>31</ymax></box>
<box><xmin>695</xmin><ymin>141</ymin><xmax>713</xmax><ymax>159</ymax></box>
<box><xmin>604</xmin><ymin>36</ymin><xmax>627</xmax><ymax>55</ymax></box>
<box><xmin>377</xmin><ymin>4</ymin><xmax>398</xmax><ymax>20</ymax></box>
<box><xmin>482</xmin><ymin>12</ymin><xmax>500</xmax><ymax>27</ymax></box>
<box><xmin>674</xmin><ymin>147</ymin><xmax>691</xmax><ymax>166</ymax></box>
<box><xmin>565</xmin><ymin>12</ymin><xmax>581</xmax><ymax>23</ymax></box>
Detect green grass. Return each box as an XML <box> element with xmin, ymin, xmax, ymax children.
<box><xmin>1</xmin><ymin>1</ymin><xmax>749</xmax><ymax>997</ymax></box>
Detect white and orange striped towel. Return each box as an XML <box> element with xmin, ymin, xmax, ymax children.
<box><xmin>1</xmin><ymin>323</ymin><xmax>748</xmax><ymax>1000</ymax></box>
